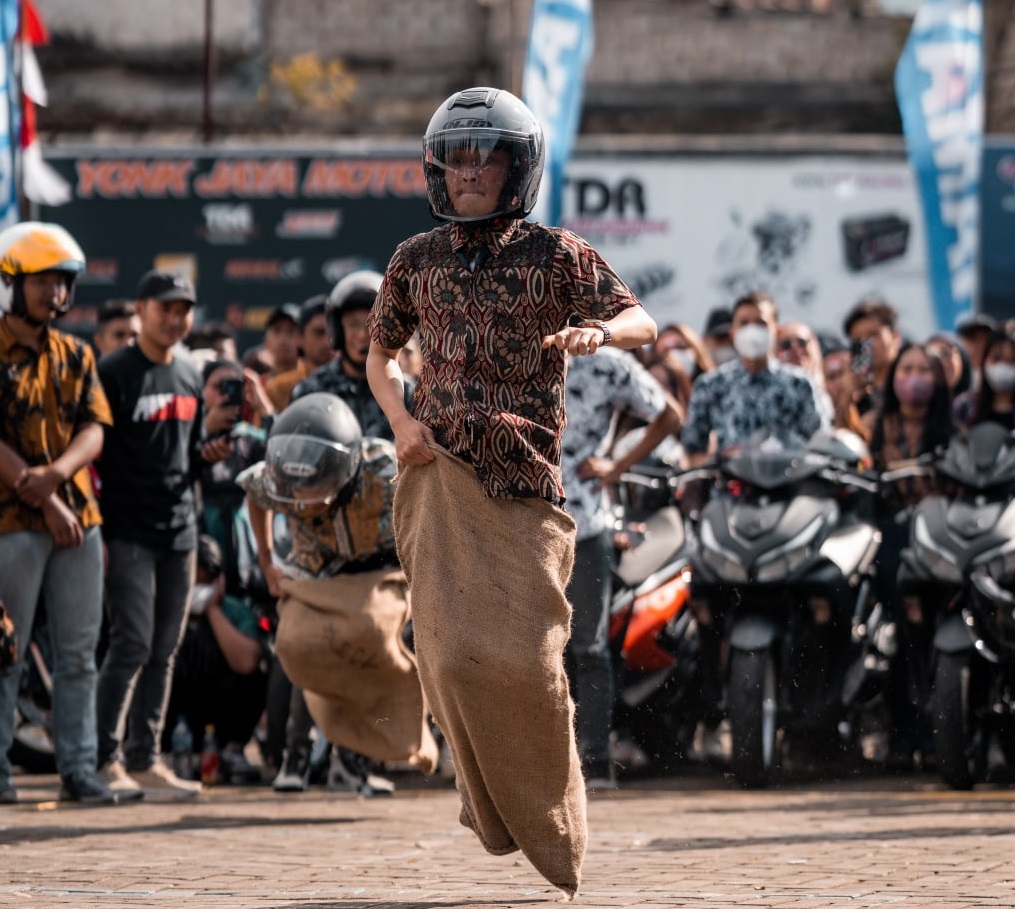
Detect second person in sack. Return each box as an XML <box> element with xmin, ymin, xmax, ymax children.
<box><xmin>236</xmin><ymin>392</ymin><xmax>437</xmax><ymax>787</ymax></box>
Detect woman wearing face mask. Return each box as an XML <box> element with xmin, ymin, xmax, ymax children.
<box><xmin>970</xmin><ymin>329</ymin><xmax>1015</xmax><ymax>431</ymax></box>
<box><xmin>869</xmin><ymin>342</ymin><xmax>954</xmax><ymax>768</ymax></box>
<box><xmin>640</xmin><ymin>322</ymin><xmax>713</xmax><ymax>428</ymax></box>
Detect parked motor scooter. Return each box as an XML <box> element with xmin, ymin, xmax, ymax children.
<box><xmin>607</xmin><ymin>463</ymin><xmax>701</xmax><ymax>772</ymax></box>
<box><xmin>896</xmin><ymin>421</ymin><xmax>1015</xmax><ymax>789</ymax></box>
<box><xmin>689</xmin><ymin>428</ymin><xmax>887</xmax><ymax>788</ymax></box>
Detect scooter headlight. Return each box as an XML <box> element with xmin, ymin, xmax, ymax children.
<box><xmin>912</xmin><ymin>513</ymin><xmax>963</xmax><ymax>583</ymax></box>
<box><xmin>700</xmin><ymin>520</ymin><xmax>748</xmax><ymax>583</ymax></box>
<box><xmin>754</xmin><ymin>516</ymin><xmax>824</xmax><ymax>583</ymax></box>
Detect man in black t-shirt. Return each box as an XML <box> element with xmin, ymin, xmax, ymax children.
<box><xmin>95</xmin><ymin>270</ymin><xmax>232</xmax><ymax>799</ymax></box>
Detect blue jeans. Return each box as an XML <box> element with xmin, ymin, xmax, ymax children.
<box><xmin>96</xmin><ymin>540</ymin><xmax>195</xmax><ymax>771</ymax></box>
<box><xmin>0</xmin><ymin>527</ymin><xmax>104</xmax><ymax>780</ymax></box>
<box><xmin>565</xmin><ymin>529</ymin><xmax>616</xmax><ymax>764</ymax></box>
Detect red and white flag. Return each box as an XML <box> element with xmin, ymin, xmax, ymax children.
<box><xmin>20</xmin><ymin>0</ymin><xmax>70</xmax><ymax>206</ymax></box>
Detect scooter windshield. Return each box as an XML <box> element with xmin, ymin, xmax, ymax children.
<box><xmin>722</xmin><ymin>433</ymin><xmax>821</xmax><ymax>491</ymax></box>
<box><xmin>936</xmin><ymin>421</ymin><xmax>1015</xmax><ymax>492</ymax></box>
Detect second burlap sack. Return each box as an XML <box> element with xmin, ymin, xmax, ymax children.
<box><xmin>274</xmin><ymin>568</ymin><xmax>438</xmax><ymax>774</ymax></box>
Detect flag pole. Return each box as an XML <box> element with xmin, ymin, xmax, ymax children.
<box><xmin>202</xmin><ymin>0</ymin><xmax>215</xmax><ymax>143</ymax></box>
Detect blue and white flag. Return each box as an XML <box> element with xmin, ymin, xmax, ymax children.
<box><xmin>0</xmin><ymin>0</ymin><xmax>19</xmax><ymax>229</ymax></box>
<box><xmin>522</xmin><ymin>0</ymin><xmax>594</xmax><ymax>227</ymax></box>
<box><xmin>894</xmin><ymin>0</ymin><xmax>984</xmax><ymax>330</ymax></box>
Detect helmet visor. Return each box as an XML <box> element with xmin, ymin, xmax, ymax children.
<box><xmin>264</xmin><ymin>434</ymin><xmax>359</xmax><ymax>506</ymax></box>
<box><xmin>424</xmin><ymin>128</ymin><xmax>533</xmax><ymax>222</ymax></box>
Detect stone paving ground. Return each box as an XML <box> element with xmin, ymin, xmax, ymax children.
<box><xmin>2</xmin><ymin>762</ymin><xmax>1014</xmax><ymax>909</ymax></box>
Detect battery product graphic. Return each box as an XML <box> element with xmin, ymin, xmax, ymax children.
<box><xmin>841</xmin><ymin>213</ymin><xmax>910</xmax><ymax>271</ymax></box>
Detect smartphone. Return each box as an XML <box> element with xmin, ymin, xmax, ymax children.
<box><xmin>850</xmin><ymin>338</ymin><xmax>874</xmax><ymax>380</ymax></box>
<box><xmin>218</xmin><ymin>377</ymin><xmax>245</xmax><ymax>408</ymax></box>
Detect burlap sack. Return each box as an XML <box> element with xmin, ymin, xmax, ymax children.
<box><xmin>274</xmin><ymin>569</ymin><xmax>438</xmax><ymax>774</ymax></box>
<box><xmin>393</xmin><ymin>448</ymin><xmax>586</xmax><ymax>899</ymax></box>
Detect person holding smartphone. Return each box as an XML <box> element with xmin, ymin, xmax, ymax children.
<box><xmin>841</xmin><ymin>295</ymin><xmax>903</xmax><ymax>424</ymax></box>
<box><xmin>197</xmin><ymin>360</ymin><xmax>274</xmax><ymax>598</ymax></box>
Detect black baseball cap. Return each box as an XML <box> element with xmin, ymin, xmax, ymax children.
<box><xmin>137</xmin><ymin>270</ymin><xmax>196</xmax><ymax>305</ymax></box>
<box><xmin>266</xmin><ymin>302</ymin><xmax>300</xmax><ymax>329</ymax></box>
<box><xmin>955</xmin><ymin>312</ymin><xmax>998</xmax><ymax>337</ymax></box>
<box><xmin>703</xmin><ymin>306</ymin><xmax>733</xmax><ymax>339</ymax></box>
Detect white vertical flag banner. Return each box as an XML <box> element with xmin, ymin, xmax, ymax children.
<box><xmin>522</xmin><ymin>0</ymin><xmax>593</xmax><ymax>227</ymax></box>
<box><xmin>0</xmin><ymin>0</ymin><xmax>19</xmax><ymax>229</ymax></box>
<box><xmin>894</xmin><ymin>0</ymin><xmax>984</xmax><ymax>329</ymax></box>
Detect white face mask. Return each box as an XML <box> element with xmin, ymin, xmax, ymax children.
<box><xmin>667</xmin><ymin>348</ymin><xmax>699</xmax><ymax>376</ymax></box>
<box><xmin>712</xmin><ymin>344</ymin><xmax>737</xmax><ymax>366</ymax></box>
<box><xmin>984</xmin><ymin>362</ymin><xmax>1015</xmax><ymax>394</ymax></box>
<box><xmin>189</xmin><ymin>583</ymin><xmax>217</xmax><ymax>617</ymax></box>
<box><xmin>733</xmin><ymin>323</ymin><xmax>772</xmax><ymax>361</ymax></box>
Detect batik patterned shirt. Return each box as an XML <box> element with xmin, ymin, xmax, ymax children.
<box><xmin>292</xmin><ymin>359</ymin><xmax>412</xmax><ymax>441</ymax></box>
<box><xmin>236</xmin><ymin>436</ymin><xmax>397</xmax><ymax>580</ymax></box>
<box><xmin>681</xmin><ymin>357</ymin><xmax>825</xmax><ymax>455</ymax></box>
<box><xmin>0</xmin><ymin>317</ymin><xmax>112</xmax><ymax>533</ymax></box>
<box><xmin>370</xmin><ymin>219</ymin><xmax>643</xmax><ymax>502</ymax></box>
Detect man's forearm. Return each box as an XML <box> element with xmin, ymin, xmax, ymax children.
<box><xmin>50</xmin><ymin>422</ymin><xmax>104</xmax><ymax>482</ymax></box>
<box><xmin>0</xmin><ymin>439</ymin><xmax>28</xmax><ymax>489</ymax></box>
<box><xmin>366</xmin><ymin>343</ymin><xmax>411</xmax><ymax>427</ymax></box>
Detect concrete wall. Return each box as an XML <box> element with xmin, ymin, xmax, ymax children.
<box><xmin>34</xmin><ymin>0</ymin><xmax>997</xmax><ymax>140</ymax></box>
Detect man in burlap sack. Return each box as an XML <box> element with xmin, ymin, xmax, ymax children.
<box><xmin>236</xmin><ymin>392</ymin><xmax>438</xmax><ymax>790</ymax></box>
<box><xmin>366</xmin><ymin>87</ymin><xmax>657</xmax><ymax>899</ymax></box>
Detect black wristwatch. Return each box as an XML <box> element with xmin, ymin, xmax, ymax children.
<box><xmin>579</xmin><ymin>319</ymin><xmax>612</xmax><ymax>346</ymax></box>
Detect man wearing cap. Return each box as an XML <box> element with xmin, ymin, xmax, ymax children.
<box><xmin>264</xmin><ymin>295</ymin><xmax>333</xmax><ymax>413</ymax></box>
<box><xmin>701</xmin><ymin>306</ymin><xmax>735</xmax><ymax>367</ymax></box>
<box><xmin>261</xmin><ymin>302</ymin><xmax>301</xmax><ymax>380</ymax></box>
<box><xmin>956</xmin><ymin>312</ymin><xmax>999</xmax><ymax>382</ymax></box>
<box><xmin>94</xmin><ymin>270</ymin><xmax>232</xmax><ymax>799</ymax></box>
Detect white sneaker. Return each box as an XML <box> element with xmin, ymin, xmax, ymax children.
<box><xmin>131</xmin><ymin>759</ymin><xmax>202</xmax><ymax>796</ymax></box>
<box><xmin>98</xmin><ymin>760</ymin><xmax>143</xmax><ymax>795</ymax></box>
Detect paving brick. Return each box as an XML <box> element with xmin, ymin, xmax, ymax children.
<box><xmin>1</xmin><ymin>768</ymin><xmax>1014</xmax><ymax>907</ymax></box>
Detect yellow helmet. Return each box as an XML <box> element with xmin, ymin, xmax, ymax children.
<box><xmin>0</xmin><ymin>221</ymin><xmax>85</xmax><ymax>278</ymax></box>
<box><xmin>0</xmin><ymin>222</ymin><xmax>86</xmax><ymax>321</ymax></box>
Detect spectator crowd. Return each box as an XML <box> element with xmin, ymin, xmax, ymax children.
<box><xmin>1</xmin><ymin>217</ymin><xmax>1013</xmax><ymax>805</ymax></box>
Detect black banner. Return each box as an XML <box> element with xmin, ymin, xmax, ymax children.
<box><xmin>38</xmin><ymin>148</ymin><xmax>434</xmax><ymax>352</ymax></box>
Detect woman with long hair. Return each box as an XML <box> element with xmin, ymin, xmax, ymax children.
<box><xmin>870</xmin><ymin>341</ymin><xmax>954</xmax><ymax>768</ymax></box>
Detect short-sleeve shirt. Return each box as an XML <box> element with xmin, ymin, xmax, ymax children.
<box><xmin>236</xmin><ymin>436</ymin><xmax>397</xmax><ymax>581</ymax></box>
<box><xmin>370</xmin><ymin>219</ymin><xmax>643</xmax><ymax>502</ymax></box>
<box><xmin>264</xmin><ymin>359</ymin><xmax>310</xmax><ymax>413</ymax></box>
<box><xmin>681</xmin><ymin>357</ymin><xmax>825</xmax><ymax>455</ymax></box>
<box><xmin>0</xmin><ymin>317</ymin><xmax>112</xmax><ymax>533</ymax></box>
<box><xmin>292</xmin><ymin>359</ymin><xmax>412</xmax><ymax>441</ymax></box>
<box><xmin>562</xmin><ymin>348</ymin><xmax>667</xmax><ymax>540</ymax></box>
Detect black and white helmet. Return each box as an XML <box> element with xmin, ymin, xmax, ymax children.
<box><xmin>266</xmin><ymin>393</ymin><xmax>363</xmax><ymax>507</ymax></box>
<box><xmin>423</xmin><ymin>86</ymin><xmax>545</xmax><ymax>223</ymax></box>
<box><xmin>325</xmin><ymin>270</ymin><xmax>382</xmax><ymax>352</ymax></box>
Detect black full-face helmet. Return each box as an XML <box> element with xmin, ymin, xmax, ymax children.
<box><xmin>423</xmin><ymin>86</ymin><xmax>545</xmax><ymax>223</ymax></box>
<box><xmin>325</xmin><ymin>270</ymin><xmax>382</xmax><ymax>352</ymax></box>
<box><xmin>265</xmin><ymin>393</ymin><xmax>363</xmax><ymax>508</ymax></box>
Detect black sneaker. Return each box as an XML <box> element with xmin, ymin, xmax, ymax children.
<box><xmin>59</xmin><ymin>771</ymin><xmax>142</xmax><ymax>805</ymax></box>
<box><xmin>221</xmin><ymin>743</ymin><xmax>262</xmax><ymax>785</ymax></box>
<box><xmin>327</xmin><ymin>747</ymin><xmax>394</xmax><ymax>797</ymax></box>
<box><xmin>0</xmin><ymin>778</ymin><xmax>17</xmax><ymax>804</ymax></box>
<box><xmin>272</xmin><ymin>746</ymin><xmax>310</xmax><ymax>792</ymax></box>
